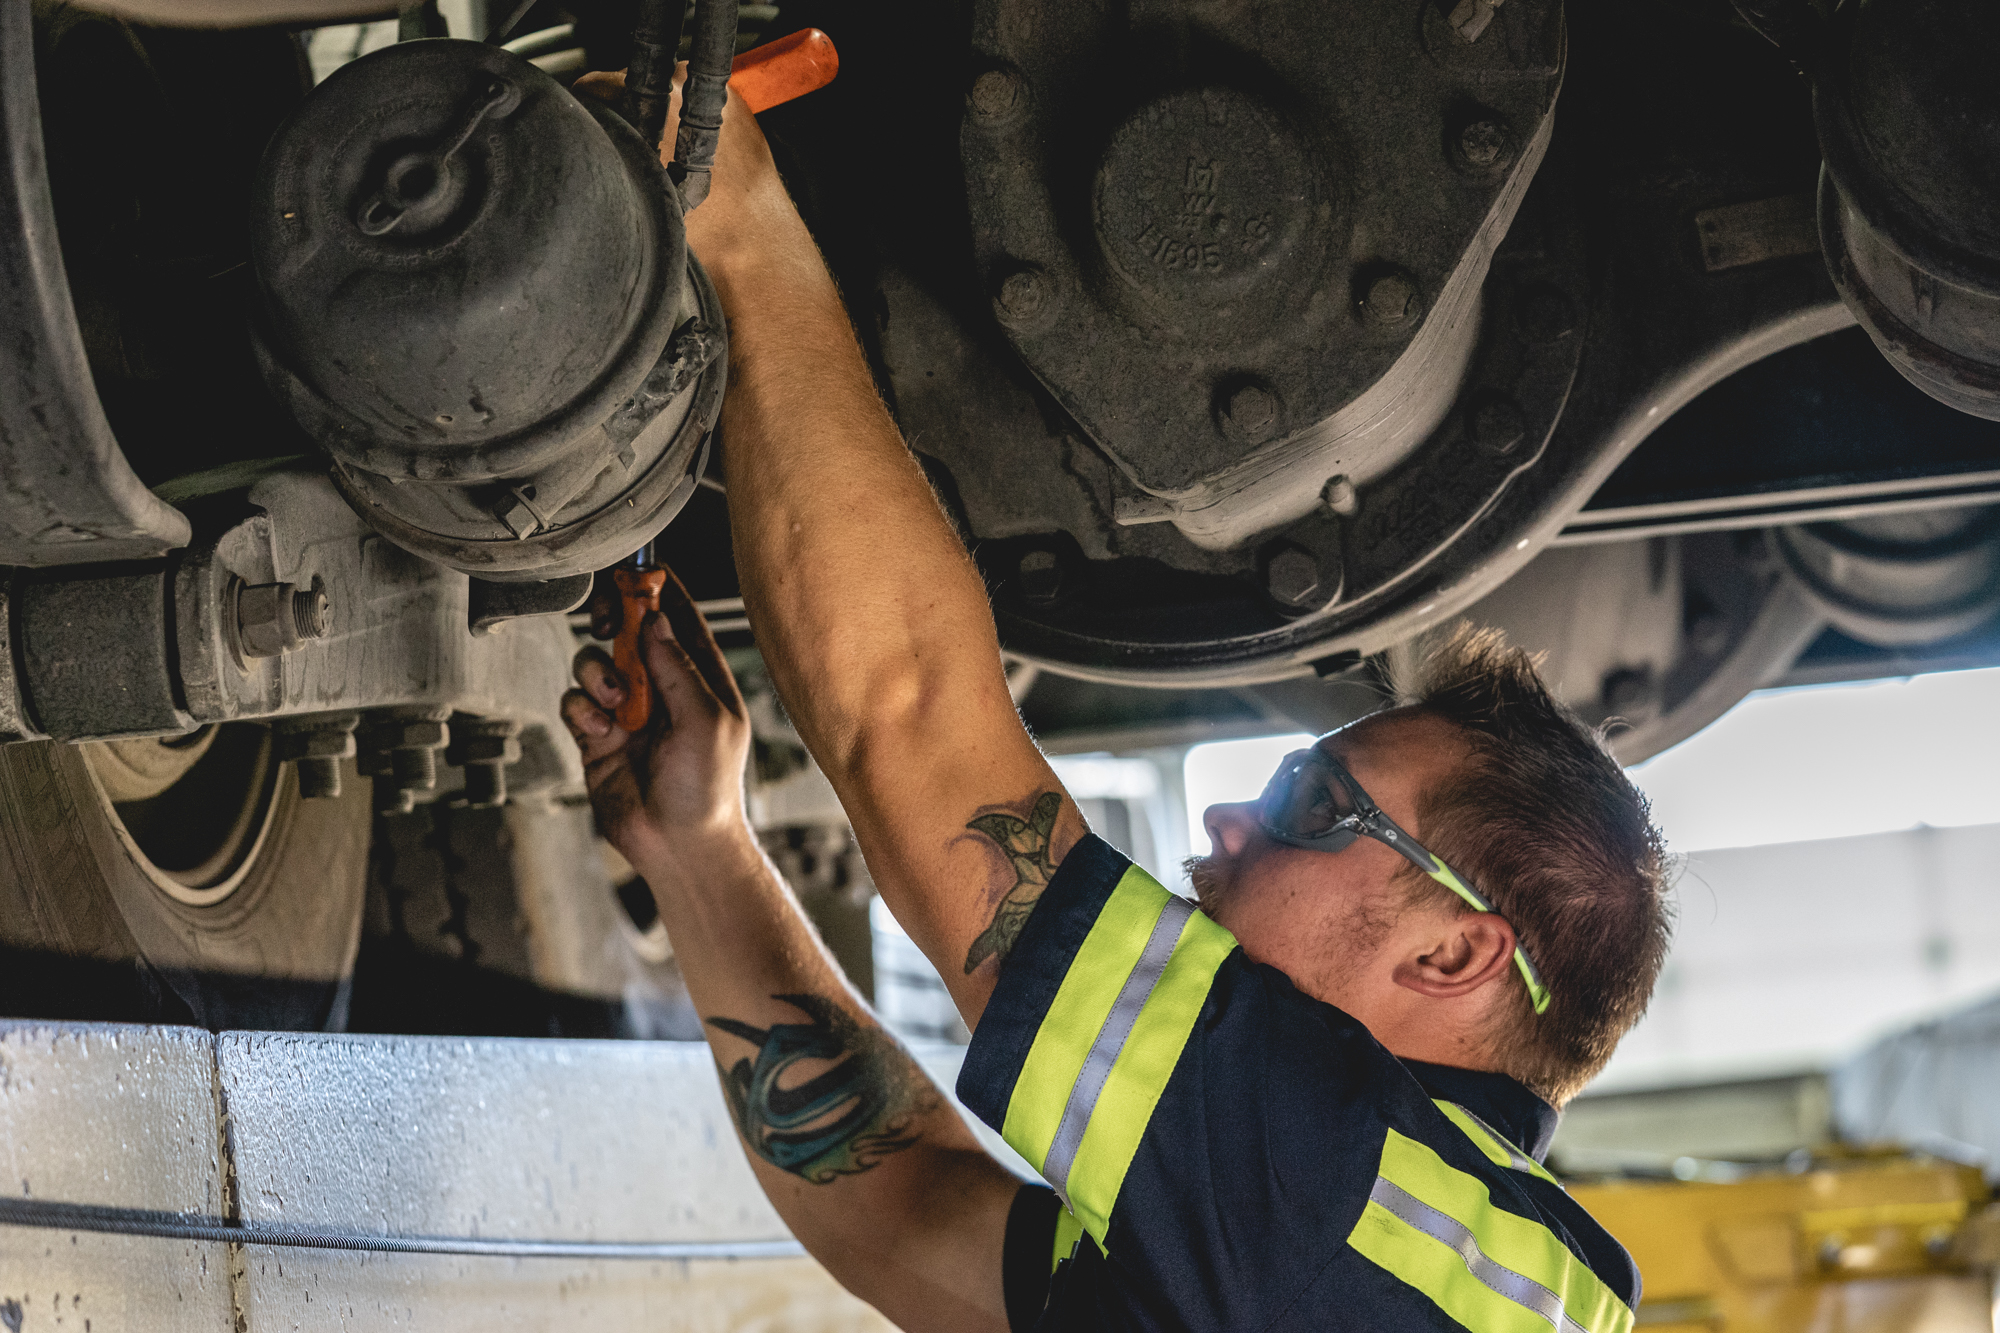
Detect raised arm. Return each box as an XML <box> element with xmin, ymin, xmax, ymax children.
<box><xmin>674</xmin><ymin>86</ymin><xmax>1088</xmax><ymax>1025</ymax></box>
<box><xmin>561</xmin><ymin>580</ymin><xmax>1020</xmax><ymax>1331</ymax></box>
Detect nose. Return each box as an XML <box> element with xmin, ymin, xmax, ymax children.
<box><xmin>1203</xmin><ymin>801</ymin><xmax>1260</xmax><ymax>857</ymax></box>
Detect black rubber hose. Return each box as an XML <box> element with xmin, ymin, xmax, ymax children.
<box><xmin>624</xmin><ymin>0</ymin><xmax>686</xmax><ymax>153</ymax></box>
<box><xmin>669</xmin><ymin>0</ymin><xmax>739</xmax><ymax>210</ymax></box>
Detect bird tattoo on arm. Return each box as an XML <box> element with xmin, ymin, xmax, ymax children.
<box><xmin>963</xmin><ymin>790</ymin><xmax>1063</xmax><ymax>974</ymax></box>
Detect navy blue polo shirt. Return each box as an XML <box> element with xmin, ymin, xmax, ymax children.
<box><xmin>957</xmin><ymin>834</ymin><xmax>1640</xmax><ymax>1332</ymax></box>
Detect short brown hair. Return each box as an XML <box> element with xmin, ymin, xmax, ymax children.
<box><xmin>1394</xmin><ymin>625</ymin><xmax>1673</xmax><ymax>1106</ymax></box>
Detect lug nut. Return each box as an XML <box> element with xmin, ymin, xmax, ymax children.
<box><xmin>238</xmin><ymin>576</ymin><xmax>330</xmax><ymax>658</ymax></box>
<box><xmin>969</xmin><ymin>67</ymin><xmax>1022</xmax><ymax>119</ymax></box>
<box><xmin>361</xmin><ymin>705</ymin><xmax>451</xmax><ymax>815</ymax></box>
<box><xmin>1360</xmin><ymin>272</ymin><xmax>1417</xmax><ymax>326</ymax></box>
<box><xmin>275</xmin><ymin>711</ymin><xmax>359</xmax><ymax>800</ymax></box>
<box><xmin>446</xmin><ymin>714</ymin><xmax>522</xmax><ymax>809</ymax></box>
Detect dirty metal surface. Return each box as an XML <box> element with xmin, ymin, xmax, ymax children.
<box><xmin>6</xmin><ymin>466</ymin><xmax>595</xmax><ymax>752</ymax></box>
<box><xmin>0</xmin><ymin>1023</ymin><xmax>231</xmax><ymax>1332</ymax></box>
<box><xmin>0</xmin><ymin>1</ymin><xmax>190</xmax><ymax>568</ymax></box>
<box><xmin>0</xmin><ymin>1023</ymin><xmax>1012</xmax><ymax>1329</ymax></box>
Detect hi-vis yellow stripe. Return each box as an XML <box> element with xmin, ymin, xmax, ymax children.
<box><xmin>1000</xmin><ymin>865</ymin><xmax>1236</xmax><ymax>1251</ymax></box>
<box><xmin>1350</xmin><ymin>1130</ymin><xmax>1634</xmax><ymax>1333</ymax></box>
<box><xmin>1435</xmin><ymin>1100</ymin><xmax>1561</xmax><ymax>1187</ymax></box>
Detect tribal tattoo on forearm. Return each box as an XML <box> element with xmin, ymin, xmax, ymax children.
<box><xmin>963</xmin><ymin>790</ymin><xmax>1062</xmax><ymax>974</ymax></box>
<box><xmin>707</xmin><ymin>993</ymin><xmax>935</xmax><ymax>1184</ymax></box>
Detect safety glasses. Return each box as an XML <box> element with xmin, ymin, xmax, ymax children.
<box><xmin>1256</xmin><ymin>748</ymin><xmax>1551</xmax><ymax>1015</ymax></box>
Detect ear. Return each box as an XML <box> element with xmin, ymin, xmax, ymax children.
<box><xmin>1392</xmin><ymin>911</ymin><xmax>1518</xmax><ymax>1001</ymax></box>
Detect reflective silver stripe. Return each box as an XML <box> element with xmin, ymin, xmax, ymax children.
<box><xmin>1368</xmin><ymin>1177</ymin><xmax>1592</xmax><ymax>1333</ymax></box>
<box><xmin>1041</xmin><ymin>895</ymin><xmax>1194</xmax><ymax>1201</ymax></box>
<box><xmin>1448</xmin><ymin>1101</ymin><xmax>1542</xmax><ymax>1176</ymax></box>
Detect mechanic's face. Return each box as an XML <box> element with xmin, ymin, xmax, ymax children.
<box><xmin>1190</xmin><ymin>708</ymin><xmax>1469</xmax><ymax>1010</ymax></box>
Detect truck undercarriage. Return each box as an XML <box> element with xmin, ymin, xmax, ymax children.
<box><xmin>1</xmin><ymin>0</ymin><xmax>1996</xmax><ymax>1033</ymax></box>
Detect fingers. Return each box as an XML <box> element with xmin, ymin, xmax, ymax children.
<box><xmin>639</xmin><ymin>609</ymin><xmax>726</xmax><ymax>724</ymax></box>
<box><xmin>560</xmin><ymin>687</ymin><xmax>626</xmax><ymax>769</ymax></box>
<box><xmin>561</xmin><ymin>688</ymin><xmax>649</xmax><ymax>840</ymax></box>
<box><xmin>572</xmin><ymin>643</ymin><xmax>627</xmax><ymax>710</ymax></box>
<box><xmin>654</xmin><ymin>567</ymin><xmax>747</xmax><ymax>716</ymax></box>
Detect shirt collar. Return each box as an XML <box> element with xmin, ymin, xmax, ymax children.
<box><xmin>1399</xmin><ymin>1059</ymin><xmax>1560</xmax><ymax>1163</ymax></box>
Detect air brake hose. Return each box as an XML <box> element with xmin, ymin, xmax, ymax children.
<box><xmin>623</xmin><ymin>0</ymin><xmax>686</xmax><ymax>153</ymax></box>
<box><xmin>668</xmin><ymin>0</ymin><xmax>739</xmax><ymax>209</ymax></box>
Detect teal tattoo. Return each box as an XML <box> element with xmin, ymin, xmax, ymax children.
<box><xmin>707</xmin><ymin>994</ymin><xmax>930</xmax><ymax>1184</ymax></box>
<box><xmin>963</xmin><ymin>790</ymin><xmax>1062</xmax><ymax>974</ymax></box>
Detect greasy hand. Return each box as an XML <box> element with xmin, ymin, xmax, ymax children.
<box><xmin>571</xmin><ymin>63</ymin><xmax>794</xmax><ymax>282</ymax></box>
<box><xmin>561</xmin><ymin>568</ymin><xmax>752</xmax><ymax>868</ymax></box>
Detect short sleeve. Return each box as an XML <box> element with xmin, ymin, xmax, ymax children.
<box><xmin>956</xmin><ymin>835</ymin><xmax>1240</xmax><ymax>1249</ymax></box>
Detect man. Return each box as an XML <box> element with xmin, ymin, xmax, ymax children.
<box><xmin>563</xmin><ymin>69</ymin><xmax>1672</xmax><ymax>1332</ymax></box>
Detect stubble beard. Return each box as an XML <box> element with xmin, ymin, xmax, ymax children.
<box><xmin>1184</xmin><ymin>855</ymin><xmax>1230</xmax><ymax>914</ymax></box>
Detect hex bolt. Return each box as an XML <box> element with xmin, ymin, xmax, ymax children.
<box><xmin>238</xmin><ymin>576</ymin><xmax>331</xmax><ymax>658</ymax></box>
<box><xmin>446</xmin><ymin>714</ymin><xmax>522</xmax><ymax>809</ymax></box>
<box><xmin>1321</xmin><ymin>475</ymin><xmax>1359</xmax><ymax>517</ymax></box>
<box><xmin>993</xmin><ymin>268</ymin><xmax>1049</xmax><ymax>327</ymax></box>
<box><xmin>1264</xmin><ymin>543</ymin><xmax>1323</xmax><ymax>610</ymax></box>
<box><xmin>1457</xmin><ymin>119</ymin><xmax>1511</xmax><ymax>171</ymax></box>
<box><xmin>275</xmin><ymin>711</ymin><xmax>359</xmax><ymax>800</ymax></box>
<box><xmin>1470</xmin><ymin>394</ymin><xmax>1528</xmax><ymax>455</ymax></box>
<box><xmin>969</xmin><ymin>67</ymin><xmax>1022</xmax><ymax>119</ymax></box>
<box><xmin>1219</xmin><ymin>383</ymin><xmax>1280</xmax><ymax>442</ymax></box>
<box><xmin>1017</xmin><ymin>549</ymin><xmax>1064</xmax><ymax>606</ymax></box>
<box><xmin>1360</xmin><ymin>272</ymin><xmax>1417</xmax><ymax>326</ymax></box>
<box><xmin>392</xmin><ymin>745</ymin><xmax>438</xmax><ymax>792</ymax></box>
<box><xmin>360</xmin><ymin>705</ymin><xmax>451</xmax><ymax>815</ymax></box>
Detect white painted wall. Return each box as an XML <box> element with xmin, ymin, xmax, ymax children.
<box><xmin>1593</xmin><ymin>822</ymin><xmax>2000</xmax><ymax>1092</ymax></box>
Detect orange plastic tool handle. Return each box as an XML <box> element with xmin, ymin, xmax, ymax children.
<box><xmin>612</xmin><ymin>567</ymin><xmax>669</xmax><ymax>732</ymax></box>
<box><xmin>729</xmin><ymin>29</ymin><xmax>838</xmax><ymax>114</ymax></box>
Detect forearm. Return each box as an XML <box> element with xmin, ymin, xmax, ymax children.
<box><xmin>703</xmin><ymin>233</ymin><xmax>1069</xmax><ymax>984</ymax></box>
<box><xmin>709</xmin><ymin>234</ymin><xmax>1012</xmax><ymax>781</ymax></box>
<box><xmin>629</xmin><ymin>829</ymin><xmax>1014</xmax><ymax>1332</ymax></box>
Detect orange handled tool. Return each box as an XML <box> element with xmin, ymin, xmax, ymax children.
<box><xmin>611</xmin><ymin>564</ymin><xmax>669</xmax><ymax>732</ymax></box>
<box><xmin>729</xmin><ymin>28</ymin><xmax>838</xmax><ymax>113</ymax></box>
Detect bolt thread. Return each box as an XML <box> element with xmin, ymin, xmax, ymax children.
<box><xmin>463</xmin><ymin>764</ymin><xmax>505</xmax><ymax>809</ymax></box>
<box><xmin>391</xmin><ymin>747</ymin><xmax>438</xmax><ymax>791</ymax></box>
<box><xmin>293</xmin><ymin>588</ymin><xmax>330</xmax><ymax>640</ymax></box>
<box><xmin>296</xmin><ymin>757</ymin><xmax>343</xmax><ymax>800</ymax></box>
